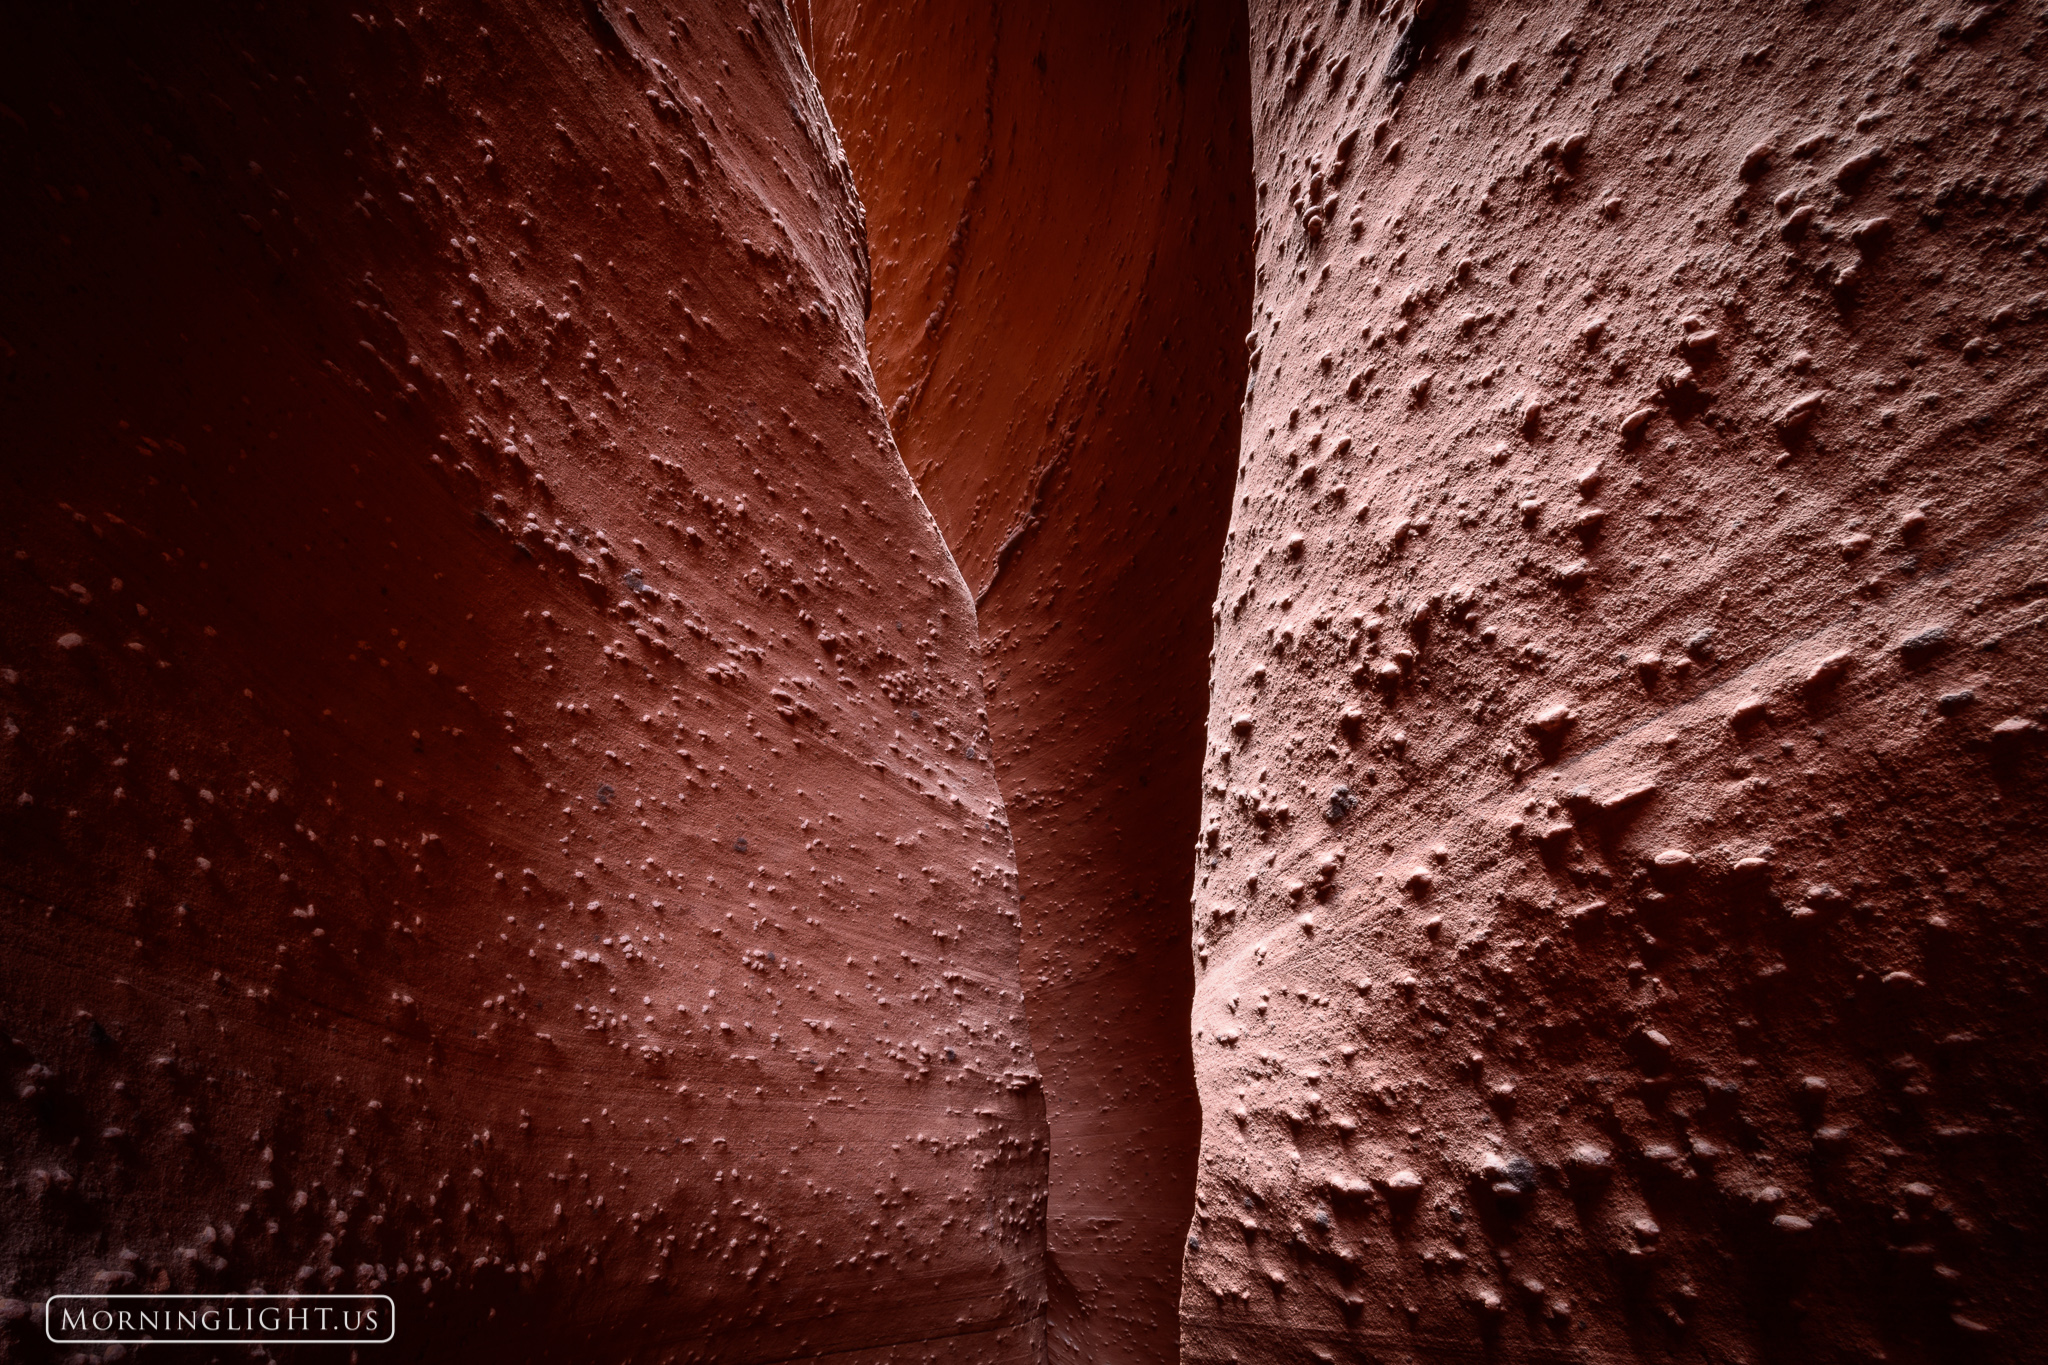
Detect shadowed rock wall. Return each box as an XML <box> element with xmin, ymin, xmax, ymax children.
<box><xmin>1184</xmin><ymin>1</ymin><xmax>2048</xmax><ymax>1362</ymax></box>
<box><xmin>812</xmin><ymin>3</ymin><xmax>1253</xmax><ymax>1360</ymax></box>
<box><xmin>0</xmin><ymin>3</ymin><xmax>1047</xmax><ymax>1359</ymax></box>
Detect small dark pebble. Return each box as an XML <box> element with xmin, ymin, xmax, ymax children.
<box><xmin>1897</xmin><ymin>626</ymin><xmax>1950</xmax><ymax>665</ymax></box>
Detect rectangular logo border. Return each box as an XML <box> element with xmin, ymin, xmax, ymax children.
<box><xmin>44</xmin><ymin>1293</ymin><xmax>396</xmax><ymax>1345</ymax></box>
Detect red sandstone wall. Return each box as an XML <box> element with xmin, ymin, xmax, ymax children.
<box><xmin>0</xmin><ymin>3</ymin><xmax>1047</xmax><ymax>1359</ymax></box>
<box><xmin>1185</xmin><ymin>1</ymin><xmax>2048</xmax><ymax>1362</ymax></box>
<box><xmin>11</xmin><ymin>2</ymin><xmax>2048</xmax><ymax>1361</ymax></box>
<box><xmin>812</xmin><ymin>4</ymin><xmax>1253</xmax><ymax>1361</ymax></box>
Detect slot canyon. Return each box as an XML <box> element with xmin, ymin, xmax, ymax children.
<box><xmin>1</xmin><ymin>3</ymin><xmax>2044</xmax><ymax>1365</ymax></box>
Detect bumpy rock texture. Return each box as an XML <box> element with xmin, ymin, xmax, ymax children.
<box><xmin>10</xmin><ymin>0</ymin><xmax>2048</xmax><ymax>1362</ymax></box>
<box><xmin>0</xmin><ymin>3</ymin><xmax>1047</xmax><ymax>1360</ymax></box>
<box><xmin>1186</xmin><ymin>2</ymin><xmax>2048</xmax><ymax>1363</ymax></box>
<box><xmin>811</xmin><ymin>3</ymin><xmax>1251</xmax><ymax>1360</ymax></box>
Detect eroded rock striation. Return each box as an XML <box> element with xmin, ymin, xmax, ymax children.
<box><xmin>1185</xmin><ymin>2</ymin><xmax>2048</xmax><ymax>1362</ymax></box>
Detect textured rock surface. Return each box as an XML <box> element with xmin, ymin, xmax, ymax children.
<box><xmin>1185</xmin><ymin>2</ymin><xmax>2048</xmax><ymax>1362</ymax></box>
<box><xmin>812</xmin><ymin>4</ymin><xmax>1252</xmax><ymax>1360</ymax></box>
<box><xmin>11</xmin><ymin>0</ymin><xmax>2048</xmax><ymax>1361</ymax></box>
<box><xmin>0</xmin><ymin>2</ymin><xmax>1047</xmax><ymax>1359</ymax></box>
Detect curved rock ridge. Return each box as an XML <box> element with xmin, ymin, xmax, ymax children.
<box><xmin>0</xmin><ymin>3</ymin><xmax>1045</xmax><ymax>1359</ymax></box>
<box><xmin>1184</xmin><ymin>2</ymin><xmax>2048</xmax><ymax>1362</ymax></box>
<box><xmin>813</xmin><ymin>2</ymin><xmax>1254</xmax><ymax>1359</ymax></box>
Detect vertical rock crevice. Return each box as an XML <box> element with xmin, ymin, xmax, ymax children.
<box><xmin>814</xmin><ymin>2</ymin><xmax>1256</xmax><ymax>1361</ymax></box>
